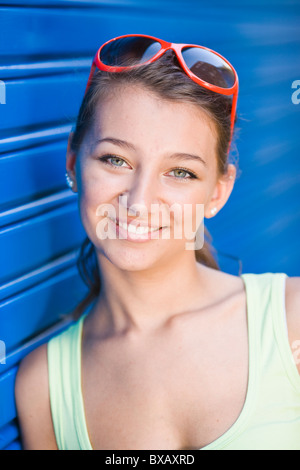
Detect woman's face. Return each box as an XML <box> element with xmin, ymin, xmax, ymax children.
<box><xmin>67</xmin><ymin>84</ymin><xmax>235</xmax><ymax>271</ymax></box>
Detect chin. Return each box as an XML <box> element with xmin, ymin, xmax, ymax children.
<box><xmin>99</xmin><ymin>248</ymin><xmax>161</xmax><ymax>272</ymax></box>
<box><xmin>94</xmin><ymin>238</ymin><xmax>176</xmax><ymax>273</ymax></box>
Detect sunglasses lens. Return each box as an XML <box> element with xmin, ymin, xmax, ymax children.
<box><xmin>182</xmin><ymin>47</ymin><xmax>235</xmax><ymax>89</ymax></box>
<box><xmin>100</xmin><ymin>36</ymin><xmax>162</xmax><ymax>67</ymax></box>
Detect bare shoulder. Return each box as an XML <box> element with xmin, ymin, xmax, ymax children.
<box><xmin>199</xmin><ymin>264</ymin><xmax>245</xmax><ymax>298</ymax></box>
<box><xmin>285</xmin><ymin>276</ymin><xmax>300</xmax><ymax>313</ymax></box>
<box><xmin>285</xmin><ymin>276</ymin><xmax>300</xmax><ymax>374</ymax></box>
<box><xmin>15</xmin><ymin>343</ymin><xmax>58</xmax><ymax>450</ymax></box>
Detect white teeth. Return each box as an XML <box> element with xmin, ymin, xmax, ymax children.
<box><xmin>125</xmin><ymin>222</ymin><xmax>157</xmax><ymax>234</ymax></box>
<box><xmin>113</xmin><ymin>219</ymin><xmax>159</xmax><ymax>234</ymax></box>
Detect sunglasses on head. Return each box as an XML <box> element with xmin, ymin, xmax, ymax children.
<box><xmin>85</xmin><ymin>34</ymin><xmax>239</xmax><ymax>150</ymax></box>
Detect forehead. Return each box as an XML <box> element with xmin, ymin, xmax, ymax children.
<box><xmin>88</xmin><ymin>84</ymin><xmax>218</xmax><ymax>161</ymax></box>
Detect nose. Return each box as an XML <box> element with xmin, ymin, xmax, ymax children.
<box><xmin>118</xmin><ymin>171</ymin><xmax>160</xmax><ymax>220</ymax></box>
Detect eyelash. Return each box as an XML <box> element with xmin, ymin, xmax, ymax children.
<box><xmin>97</xmin><ymin>154</ymin><xmax>198</xmax><ymax>180</ymax></box>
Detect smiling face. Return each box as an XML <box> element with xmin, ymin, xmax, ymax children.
<box><xmin>66</xmin><ymin>84</ymin><xmax>236</xmax><ymax>271</ymax></box>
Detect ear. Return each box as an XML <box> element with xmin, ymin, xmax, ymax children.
<box><xmin>204</xmin><ymin>163</ymin><xmax>236</xmax><ymax>218</ymax></box>
<box><xmin>65</xmin><ymin>132</ymin><xmax>78</xmax><ymax>193</ymax></box>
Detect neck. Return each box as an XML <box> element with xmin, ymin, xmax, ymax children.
<box><xmin>88</xmin><ymin>251</ymin><xmax>212</xmax><ymax>336</ymax></box>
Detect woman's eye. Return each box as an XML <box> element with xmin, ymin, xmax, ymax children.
<box><xmin>110</xmin><ymin>157</ymin><xmax>125</xmax><ymax>167</ymax></box>
<box><xmin>169</xmin><ymin>168</ymin><xmax>197</xmax><ymax>179</ymax></box>
<box><xmin>98</xmin><ymin>155</ymin><xmax>129</xmax><ymax>168</ymax></box>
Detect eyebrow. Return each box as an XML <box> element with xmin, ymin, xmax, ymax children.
<box><xmin>166</xmin><ymin>152</ymin><xmax>207</xmax><ymax>167</ymax></box>
<box><xmin>95</xmin><ymin>137</ymin><xmax>135</xmax><ymax>151</ymax></box>
<box><xmin>95</xmin><ymin>137</ymin><xmax>207</xmax><ymax>167</ymax></box>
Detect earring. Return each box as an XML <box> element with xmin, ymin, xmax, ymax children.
<box><xmin>65</xmin><ymin>172</ymin><xmax>74</xmax><ymax>189</ymax></box>
<box><xmin>210</xmin><ymin>207</ymin><xmax>217</xmax><ymax>216</ymax></box>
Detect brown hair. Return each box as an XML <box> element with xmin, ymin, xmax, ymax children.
<box><xmin>70</xmin><ymin>51</ymin><xmax>239</xmax><ymax>318</ymax></box>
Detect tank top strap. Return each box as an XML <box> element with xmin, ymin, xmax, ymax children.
<box><xmin>241</xmin><ymin>271</ymin><xmax>287</xmax><ymax>332</ymax></box>
<box><xmin>48</xmin><ymin>313</ymin><xmax>92</xmax><ymax>450</ymax></box>
<box><xmin>240</xmin><ymin>271</ymin><xmax>288</xmax><ymax>355</ymax></box>
<box><xmin>240</xmin><ymin>272</ymin><xmax>296</xmax><ymax>390</ymax></box>
<box><xmin>271</xmin><ymin>272</ymin><xmax>300</xmax><ymax>392</ymax></box>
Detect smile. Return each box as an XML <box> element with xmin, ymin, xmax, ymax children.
<box><xmin>107</xmin><ymin>217</ymin><xmax>166</xmax><ymax>241</ymax></box>
<box><xmin>117</xmin><ymin>220</ymin><xmax>160</xmax><ymax>234</ymax></box>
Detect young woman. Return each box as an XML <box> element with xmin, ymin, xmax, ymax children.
<box><xmin>15</xmin><ymin>35</ymin><xmax>300</xmax><ymax>450</ymax></box>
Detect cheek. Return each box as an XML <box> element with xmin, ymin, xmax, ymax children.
<box><xmin>172</xmin><ymin>187</ymin><xmax>209</xmax><ymax>241</ymax></box>
<box><xmin>160</xmin><ymin>189</ymin><xmax>205</xmax><ymax>242</ymax></box>
<box><xmin>79</xmin><ymin>161</ymin><xmax>121</xmax><ymax>203</ymax></box>
<box><xmin>169</xmin><ymin>186</ymin><xmax>207</xmax><ymax>217</ymax></box>
<box><xmin>76</xmin><ymin>166</ymin><xmax>118</xmax><ymax>238</ymax></box>
<box><xmin>173</xmin><ymin>201</ymin><xmax>204</xmax><ymax>237</ymax></box>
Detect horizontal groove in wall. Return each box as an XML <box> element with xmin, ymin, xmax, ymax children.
<box><xmin>0</xmin><ymin>190</ymin><xmax>77</xmax><ymax>227</ymax></box>
<box><xmin>1</xmin><ymin>314</ymin><xmax>74</xmax><ymax>375</ymax></box>
<box><xmin>0</xmin><ymin>73</ymin><xmax>86</xmax><ymax>133</ymax></box>
<box><xmin>0</xmin><ymin>143</ymin><xmax>71</xmax><ymax>211</ymax></box>
<box><xmin>0</xmin><ymin>124</ymin><xmax>72</xmax><ymax>154</ymax></box>
<box><xmin>0</xmin><ymin>58</ymin><xmax>91</xmax><ymax>79</ymax></box>
<box><xmin>0</xmin><ymin>264</ymin><xmax>88</xmax><ymax>353</ymax></box>
<box><xmin>0</xmin><ymin>201</ymin><xmax>85</xmax><ymax>284</ymax></box>
<box><xmin>1</xmin><ymin>0</ymin><xmax>299</xmax><ymax>8</ymax></box>
<box><xmin>0</xmin><ymin>249</ymin><xmax>80</xmax><ymax>301</ymax></box>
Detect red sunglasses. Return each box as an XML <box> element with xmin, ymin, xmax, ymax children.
<box><xmin>85</xmin><ymin>34</ymin><xmax>239</xmax><ymax>150</ymax></box>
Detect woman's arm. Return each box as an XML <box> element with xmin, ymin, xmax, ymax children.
<box><xmin>14</xmin><ymin>343</ymin><xmax>58</xmax><ymax>450</ymax></box>
<box><xmin>286</xmin><ymin>277</ymin><xmax>300</xmax><ymax>375</ymax></box>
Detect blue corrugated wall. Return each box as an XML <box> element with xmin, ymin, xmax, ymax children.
<box><xmin>0</xmin><ymin>0</ymin><xmax>299</xmax><ymax>450</ymax></box>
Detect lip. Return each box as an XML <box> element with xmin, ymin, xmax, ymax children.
<box><xmin>108</xmin><ymin>217</ymin><xmax>167</xmax><ymax>242</ymax></box>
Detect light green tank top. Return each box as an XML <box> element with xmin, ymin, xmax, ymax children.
<box><xmin>47</xmin><ymin>273</ymin><xmax>300</xmax><ymax>450</ymax></box>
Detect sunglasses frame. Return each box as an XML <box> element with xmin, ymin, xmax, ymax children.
<box><xmin>85</xmin><ymin>34</ymin><xmax>239</xmax><ymax>148</ymax></box>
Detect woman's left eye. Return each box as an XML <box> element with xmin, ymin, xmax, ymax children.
<box><xmin>109</xmin><ymin>157</ymin><xmax>126</xmax><ymax>167</ymax></box>
<box><xmin>98</xmin><ymin>155</ymin><xmax>130</xmax><ymax>168</ymax></box>
<box><xmin>169</xmin><ymin>168</ymin><xmax>197</xmax><ymax>179</ymax></box>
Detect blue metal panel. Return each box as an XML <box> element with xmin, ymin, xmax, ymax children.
<box><xmin>0</xmin><ymin>250</ymin><xmax>78</xmax><ymax>301</ymax></box>
<box><xmin>0</xmin><ymin>421</ymin><xmax>19</xmax><ymax>450</ymax></box>
<box><xmin>0</xmin><ymin>201</ymin><xmax>85</xmax><ymax>283</ymax></box>
<box><xmin>0</xmin><ymin>142</ymin><xmax>69</xmax><ymax>210</ymax></box>
<box><xmin>3</xmin><ymin>440</ymin><xmax>22</xmax><ymax>450</ymax></box>
<box><xmin>0</xmin><ymin>0</ymin><xmax>299</xmax><ymax>451</ymax></box>
<box><xmin>0</xmin><ymin>368</ymin><xmax>18</xmax><ymax>430</ymax></box>
<box><xmin>0</xmin><ymin>124</ymin><xmax>71</xmax><ymax>154</ymax></box>
<box><xmin>0</xmin><ymin>73</ymin><xmax>86</xmax><ymax>133</ymax></box>
<box><xmin>0</xmin><ymin>265</ymin><xmax>87</xmax><ymax>353</ymax></box>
